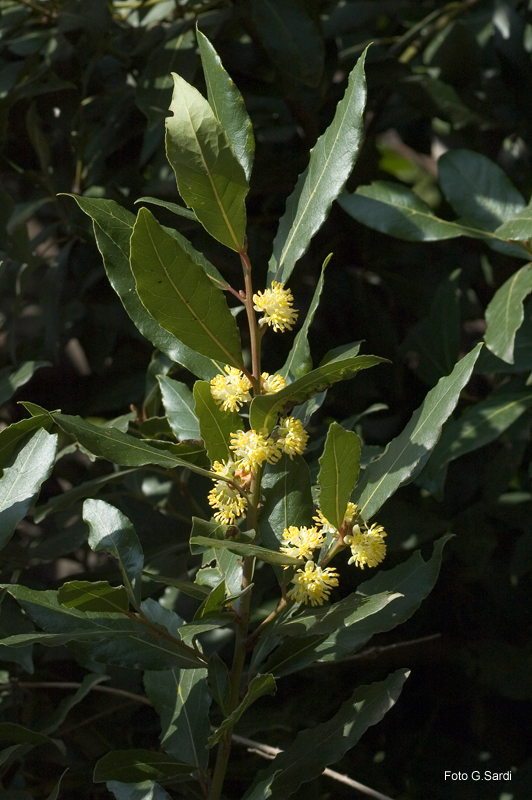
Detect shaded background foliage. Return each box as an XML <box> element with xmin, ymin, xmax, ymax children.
<box><xmin>1</xmin><ymin>0</ymin><xmax>532</xmax><ymax>797</ymax></box>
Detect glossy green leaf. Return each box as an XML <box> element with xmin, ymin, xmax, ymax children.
<box><xmin>207</xmin><ymin>653</ymin><xmax>231</xmax><ymax>715</ymax></box>
<box><xmin>190</xmin><ymin>535</ymin><xmax>301</xmax><ymax>566</ymax></box>
<box><xmin>165</xmin><ymin>73</ymin><xmax>248</xmax><ymax>251</ymax></box>
<box><xmin>66</xmin><ymin>196</ymin><xmax>218</xmax><ymax>380</ymax></box>
<box><xmin>318</xmin><ymin>422</ymin><xmax>361</xmax><ymax>530</ymax></box>
<box><xmin>208</xmin><ymin>673</ymin><xmax>276</xmax><ymax>746</ymax></box>
<box><xmin>260</xmin><ymin>454</ymin><xmax>314</xmax><ymax>554</ymax></box>
<box><xmin>418</xmin><ymin>384</ymin><xmax>532</xmax><ymax>495</ymax></box>
<box><xmin>242</xmin><ymin>669</ymin><xmax>408</xmax><ymax>800</ymax></box>
<box><xmin>34</xmin><ymin>468</ymin><xmax>138</xmax><ymax>524</ymax></box>
<box><xmin>94</xmin><ymin>750</ymin><xmax>195</xmax><ymax>783</ymax></box>
<box><xmin>250</xmin><ymin>354</ymin><xmax>387</xmax><ymax>433</ymax></box>
<box><xmin>268</xmin><ymin>49</ymin><xmax>367</xmax><ymax>285</ymax></box>
<box><xmin>130</xmin><ymin>208</ymin><xmax>243</xmax><ymax>366</ymax></box>
<box><xmin>0</xmin><ymin>414</ymin><xmax>52</xmax><ymax>472</ymax></box>
<box><xmin>338</xmin><ymin>182</ymin><xmax>469</xmax><ymax>242</ymax></box>
<box><xmin>495</xmin><ymin>202</ymin><xmax>532</xmax><ymax>240</ymax></box>
<box><xmin>0</xmin><ymin>724</ymin><xmax>63</xmax><ymax>756</ymax></box>
<box><xmin>193</xmin><ymin>380</ymin><xmax>240</xmax><ymax>463</ymax></box>
<box><xmin>485</xmin><ymin>264</ymin><xmax>532</xmax><ymax>363</ymax></box>
<box><xmin>0</xmin><ymin>428</ymin><xmax>58</xmax><ymax>551</ymax></box>
<box><xmin>83</xmin><ymin>499</ymin><xmax>144</xmax><ymax>607</ymax></box>
<box><xmin>438</xmin><ymin>149</ymin><xmax>525</xmax><ymax>231</ymax></box>
<box><xmin>0</xmin><ymin>360</ymin><xmax>50</xmax><ymax>406</ymax></box>
<box><xmin>194</xmin><ymin>579</ymin><xmax>227</xmax><ymax>619</ymax></box>
<box><xmin>280</xmin><ymin>256</ymin><xmax>329</xmax><ymax>379</ymax></box>
<box><xmin>135</xmin><ymin>196</ymin><xmax>197</xmax><ymax>221</ymax></box>
<box><xmin>144</xmin><ymin>668</ymin><xmax>211</xmax><ymax>770</ymax></box>
<box><xmin>353</xmin><ymin>344</ymin><xmax>482</xmax><ymax>520</ymax></box>
<box><xmin>157</xmin><ymin>375</ymin><xmax>200</xmax><ymax>441</ymax></box>
<box><xmin>143</xmin><ymin>573</ymin><xmax>209</xmax><ymax>600</ymax></box>
<box><xmin>107</xmin><ymin>780</ymin><xmax>172</xmax><ymax>800</ymax></box>
<box><xmin>197</xmin><ymin>29</ymin><xmax>254</xmax><ymax>182</ymax></box>
<box><xmin>58</xmin><ymin>581</ymin><xmax>130</xmax><ymax>614</ymax></box>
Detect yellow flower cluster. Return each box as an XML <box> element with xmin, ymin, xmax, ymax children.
<box><xmin>207</xmin><ymin>460</ymin><xmax>248</xmax><ymax>524</ymax></box>
<box><xmin>210</xmin><ymin>367</ymin><xmax>286</xmax><ymax>412</ymax></box>
<box><xmin>314</xmin><ymin>503</ymin><xmax>387</xmax><ymax>570</ymax></box>
<box><xmin>280</xmin><ymin>526</ymin><xmax>325</xmax><ymax>561</ymax></box>
<box><xmin>253</xmin><ymin>282</ymin><xmax>298</xmax><ymax>332</ymax></box>
<box><xmin>229</xmin><ymin>429</ymin><xmax>281</xmax><ymax>472</ymax></box>
<box><xmin>261</xmin><ymin>372</ymin><xmax>286</xmax><ymax>394</ymax></box>
<box><xmin>287</xmin><ymin>561</ymin><xmax>339</xmax><ymax>606</ymax></box>
<box><xmin>276</xmin><ymin>416</ymin><xmax>309</xmax><ymax>458</ymax></box>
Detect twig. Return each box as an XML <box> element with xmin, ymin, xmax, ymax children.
<box><xmin>230</xmin><ymin>733</ymin><xmax>396</xmax><ymax>800</ymax></box>
<box><xmin>306</xmin><ymin>633</ymin><xmax>442</xmax><ymax>668</ymax></box>
<box><xmin>0</xmin><ymin>680</ymin><xmax>152</xmax><ymax>706</ymax></box>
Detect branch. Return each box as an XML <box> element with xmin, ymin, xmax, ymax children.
<box><xmin>306</xmin><ymin>633</ymin><xmax>442</xmax><ymax>668</ymax></box>
<box><xmin>0</xmin><ymin>680</ymin><xmax>152</xmax><ymax>706</ymax></box>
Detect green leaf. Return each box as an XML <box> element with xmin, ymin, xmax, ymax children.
<box><xmin>34</xmin><ymin>468</ymin><xmax>138</xmax><ymax>524</ymax></box>
<box><xmin>0</xmin><ymin>414</ymin><xmax>52</xmax><ymax>471</ymax></box>
<box><xmin>157</xmin><ymin>375</ymin><xmax>200</xmax><ymax>441</ymax></box>
<box><xmin>144</xmin><ymin>668</ymin><xmax>211</xmax><ymax>770</ymax></box>
<box><xmin>107</xmin><ymin>780</ymin><xmax>172</xmax><ymax>800</ymax></box>
<box><xmin>269</xmin><ymin>590</ymin><xmax>400</xmax><ymax>638</ymax></box>
<box><xmin>260</xmin><ymin>454</ymin><xmax>314</xmax><ymax>551</ymax></box>
<box><xmin>66</xmin><ymin>196</ymin><xmax>218</xmax><ymax>380</ymax></box>
<box><xmin>143</xmin><ymin>573</ymin><xmax>210</xmax><ymax>600</ymax></box>
<box><xmin>207</xmin><ymin>653</ymin><xmax>231</xmax><ymax>715</ymax></box>
<box><xmin>318</xmin><ymin>422</ymin><xmax>361</xmax><ymax>530</ymax></box>
<box><xmin>0</xmin><ymin>724</ymin><xmax>64</xmax><ymax>754</ymax></box>
<box><xmin>418</xmin><ymin>384</ymin><xmax>532</xmax><ymax>495</ymax></box>
<box><xmin>280</xmin><ymin>255</ymin><xmax>329</xmax><ymax>379</ymax></box>
<box><xmin>0</xmin><ymin>428</ymin><xmax>58</xmax><ymax>551</ymax></box>
<box><xmin>251</xmin><ymin>0</ymin><xmax>324</xmax><ymax>88</ymax></box>
<box><xmin>83</xmin><ymin>499</ymin><xmax>144</xmax><ymax>608</ymax></box>
<box><xmin>242</xmin><ymin>669</ymin><xmax>409</xmax><ymax>800</ymax></box>
<box><xmin>0</xmin><ymin>361</ymin><xmax>51</xmax><ymax>406</ymax></box>
<box><xmin>189</xmin><ymin>535</ymin><xmax>301</xmax><ymax>567</ymax></box>
<box><xmin>94</xmin><ymin>750</ymin><xmax>195</xmax><ymax>783</ymax></box>
<box><xmin>250</xmin><ymin>354</ymin><xmax>387</xmax><ymax>433</ymax></box>
<box><xmin>495</xmin><ymin>201</ymin><xmax>532</xmax><ymax>241</ymax></box>
<box><xmin>485</xmin><ymin>264</ymin><xmax>532</xmax><ymax>363</ymax></box>
<box><xmin>135</xmin><ymin>196</ymin><xmax>197</xmax><ymax>221</ymax></box>
<box><xmin>268</xmin><ymin>49</ymin><xmax>368</xmax><ymax>285</ymax></box>
<box><xmin>338</xmin><ymin>182</ymin><xmax>469</xmax><ymax>242</ymax></box>
<box><xmin>194</xmin><ymin>579</ymin><xmax>227</xmax><ymax>619</ymax></box>
<box><xmin>130</xmin><ymin>208</ymin><xmax>243</xmax><ymax>366</ymax></box>
<box><xmin>197</xmin><ymin>29</ymin><xmax>254</xmax><ymax>182</ymax></box>
<box><xmin>438</xmin><ymin>149</ymin><xmax>525</xmax><ymax>231</ymax></box>
<box><xmin>193</xmin><ymin>380</ymin><xmax>240</xmax><ymax>464</ymax></box>
<box><xmin>208</xmin><ymin>673</ymin><xmax>276</xmax><ymax>746</ymax></box>
<box><xmin>165</xmin><ymin>73</ymin><xmax>248</xmax><ymax>251</ymax></box>
<box><xmin>353</xmin><ymin>344</ymin><xmax>482</xmax><ymax>520</ymax></box>
<box><xmin>45</xmin><ymin>768</ymin><xmax>69</xmax><ymax>800</ymax></box>
<box><xmin>58</xmin><ymin>581</ymin><xmax>130</xmax><ymax>613</ymax></box>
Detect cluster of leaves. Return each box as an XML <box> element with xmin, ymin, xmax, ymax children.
<box><xmin>1</xmin><ymin>1</ymin><xmax>532</xmax><ymax>799</ymax></box>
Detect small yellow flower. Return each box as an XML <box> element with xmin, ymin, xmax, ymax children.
<box><xmin>261</xmin><ymin>372</ymin><xmax>287</xmax><ymax>394</ymax></box>
<box><xmin>229</xmin><ymin>429</ymin><xmax>282</xmax><ymax>472</ymax></box>
<box><xmin>207</xmin><ymin>460</ymin><xmax>248</xmax><ymax>524</ymax></box>
<box><xmin>313</xmin><ymin>502</ymin><xmax>361</xmax><ymax>533</ymax></box>
<box><xmin>210</xmin><ymin>366</ymin><xmax>252</xmax><ymax>412</ymax></box>
<box><xmin>280</xmin><ymin>526</ymin><xmax>325</xmax><ymax>561</ymax></box>
<box><xmin>345</xmin><ymin>523</ymin><xmax>387</xmax><ymax>569</ymax></box>
<box><xmin>253</xmin><ymin>282</ymin><xmax>298</xmax><ymax>332</ymax></box>
<box><xmin>276</xmin><ymin>416</ymin><xmax>309</xmax><ymax>457</ymax></box>
<box><xmin>287</xmin><ymin>561</ymin><xmax>339</xmax><ymax>606</ymax></box>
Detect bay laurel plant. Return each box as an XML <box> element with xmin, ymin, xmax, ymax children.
<box><xmin>0</xmin><ymin>31</ymin><xmax>484</xmax><ymax>800</ymax></box>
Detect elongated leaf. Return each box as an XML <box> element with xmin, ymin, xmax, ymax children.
<box><xmin>58</xmin><ymin>581</ymin><xmax>130</xmax><ymax>614</ymax></box>
<box><xmin>353</xmin><ymin>344</ymin><xmax>482</xmax><ymax>520</ymax></box>
<box><xmin>250</xmin><ymin>354</ymin><xmax>387</xmax><ymax>433</ymax></box>
<box><xmin>197</xmin><ymin>29</ymin><xmax>254</xmax><ymax>182</ymax></box>
<box><xmin>0</xmin><ymin>724</ymin><xmax>63</xmax><ymax>754</ymax></box>
<box><xmin>131</xmin><ymin>208</ymin><xmax>243</xmax><ymax>366</ymax></box>
<box><xmin>485</xmin><ymin>264</ymin><xmax>532</xmax><ymax>363</ymax></box>
<box><xmin>0</xmin><ymin>360</ymin><xmax>50</xmax><ymax>406</ymax></box>
<box><xmin>158</xmin><ymin>375</ymin><xmax>200</xmax><ymax>441</ymax></box>
<box><xmin>260</xmin><ymin>454</ymin><xmax>314</xmax><ymax>557</ymax></box>
<box><xmin>34</xmin><ymin>468</ymin><xmax>138</xmax><ymax>524</ymax></box>
<box><xmin>83</xmin><ymin>499</ymin><xmax>143</xmax><ymax>607</ymax></box>
<box><xmin>107</xmin><ymin>781</ymin><xmax>172</xmax><ymax>800</ymax></box>
<box><xmin>208</xmin><ymin>673</ymin><xmax>276</xmax><ymax>746</ymax></box>
<box><xmin>165</xmin><ymin>73</ymin><xmax>248</xmax><ymax>251</ymax></box>
<box><xmin>193</xmin><ymin>380</ymin><xmax>240</xmax><ymax>463</ymax></box>
<box><xmin>495</xmin><ymin>202</ymin><xmax>532</xmax><ymax>240</ymax></box>
<box><xmin>318</xmin><ymin>423</ymin><xmax>361</xmax><ymax>529</ymax></box>
<box><xmin>208</xmin><ymin>653</ymin><xmax>231</xmax><ymax>715</ymax></box>
<box><xmin>0</xmin><ymin>428</ymin><xmax>58</xmax><ymax>550</ymax></box>
<box><xmin>45</xmin><ymin>768</ymin><xmax>69</xmax><ymax>800</ymax></box>
<box><xmin>418</xmin><ymin>384</ymin><xmax>532</xmax><ymax>495</ymax></box>
<box><xmin>268</xmin><ymin>49</ymin><xmax>368</xmax><ymax>285</ymax></box>
<box><xmin>438</xmin><ymin>149</ymin><xmax>525</xmax><ymax>231</ymax></box>
<box><xmin>242</xmin><ymin>669</ymin><xmax>409</xmax><ymax>800</ymax></box>
<box><xmin>94</xmin><ymin>750</ymin><xmax>195</xmax><ymax>783</ymax></box>
<box><xmin>280</xmin><ymin>256</ymin><xmax>329</xmax><ymax>379</ymax></box>
<box><xmin>144</xmin><ymin>668</ymin><xmax>211</xmax><ymax>770</ymax></box>
<box><xmin>338</xmin><ymin>182</ymin><xmax>470</xmax><ymax>242</ymax></box>
<box><xmin>143</xmin><ymin>573</ymin><xmax>209</xmax><ymax>600</ymax></box>
<box><xmin>66</xmin><ymin>196</ymin><xmax>218</xmax><ymax>380</ymax></box>
<box><xmin>190</xmin><ymin>535</ymin><xmax>301</xmax><ymax>566</ymax></box>
<box><xmin>0</xmin><ymin>414</ymin><xmax>52</xmax><ymax>471</ymax></box>
<box><xmin>135</xmin><ymin>196</ymin><xmax>197</xmax><ymax>221</ymax></box>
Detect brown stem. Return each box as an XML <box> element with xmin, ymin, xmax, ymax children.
<box><xmin>243</xmin><ymin>596</ymin><xmax>288</xmax><ymax>649</ymax></box>
<box><xmin>239</xmin><ymin>248</ymin><xmax>260</xmax><ymax>390</ymax></box>
<box><xmin>125</xmin><ymin>609</ymin><xmax>209</xmax><ymax>665</ymax></box>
